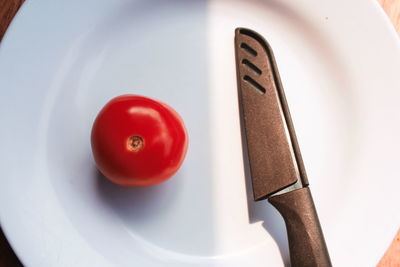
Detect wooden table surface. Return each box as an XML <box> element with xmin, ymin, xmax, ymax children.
<box><xmin>0</xmin><ymin>0</ymin><xmax>399</xmax><ymax>266</ymax></box>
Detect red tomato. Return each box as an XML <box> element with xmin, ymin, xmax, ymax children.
<box><xmin>91</xmin><ymin>95</ymin><xmax>188</xmax><ymax>187</ymax></box>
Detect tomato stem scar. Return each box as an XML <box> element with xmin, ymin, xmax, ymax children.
<box><xmin>127</xmin><ymin>136</ymin><xmax>144</xmax><ymax>152</ymax></box>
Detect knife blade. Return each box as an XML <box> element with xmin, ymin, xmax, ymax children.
<box><xmin>235</xmin><ymin>28</ymin><xmax>332</xmax><ymax>267</ymax></box>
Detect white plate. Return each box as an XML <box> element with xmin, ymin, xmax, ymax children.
<box><xmin>0</xmin><ymin>0</ymin><xmax>399</xmax><ymax>266</ymax></box>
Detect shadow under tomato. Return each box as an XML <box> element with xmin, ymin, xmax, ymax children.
<box><xmin>95</xmin><ymin>168</ymin><xmax>184</xmax><ymax>224</ymax></box>
<box><xmin>94</xmin><ymin>153</ymin><xmax>216</xmax><ymax>257</ymax></box>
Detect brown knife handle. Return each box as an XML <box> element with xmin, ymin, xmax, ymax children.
<box><xmin>269</xmin><ymin>187</ymin><xmax>332</xmax><ymax>267</ymax></box>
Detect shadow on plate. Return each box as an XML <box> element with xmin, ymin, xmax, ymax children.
<box><xmin>95</xmin><ymin>167</ymin><xmax>183</xmax><ymax>224</ymax></box>
<box><xmin>239</xmin><ymin>133</ymin><xmax>290</xmax><ymax>267</ymax></box>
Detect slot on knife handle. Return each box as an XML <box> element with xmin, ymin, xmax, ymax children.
<box><xmin>269</xmin><ymin>187</ymin><xmax>332</xmax><ymax>267</ymax></box>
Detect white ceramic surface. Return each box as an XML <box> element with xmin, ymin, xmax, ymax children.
<box><xmin>0</xmin><ymin>0</ymin><xmax>399</xmax><ymax>266</ymax></box>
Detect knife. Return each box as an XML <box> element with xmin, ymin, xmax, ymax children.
<box><xmin>235</xmin><ymin>28</ymin><xmax>332</xmax><ymax>267</ymax></box>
